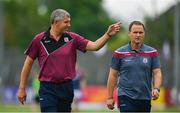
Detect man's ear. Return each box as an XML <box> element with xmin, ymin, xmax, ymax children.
<box><xmin>128</xmin><ymin>32</ymin><xmax>131</xmax><ymax>37</ymax></box>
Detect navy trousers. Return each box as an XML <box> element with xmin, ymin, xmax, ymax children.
<box><xmin>39</xmin><ymin>81</ymin><xmax>74</xmax><ymax>112</ymax></box>
<box><xmin>118</xmin><ymin>95</ymin><xmax>151</xmax><ymax>113</ymax></box>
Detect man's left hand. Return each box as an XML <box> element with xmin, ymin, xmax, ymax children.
<box><xmin>106</xmin><ymin>22</ymin><xmax>121</xmax><ymax>37</ymax></box>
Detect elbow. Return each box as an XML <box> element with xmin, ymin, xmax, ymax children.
<box><xmin>92</xmin><ymin>43</ymin><xmax>101</xmax><ymax>51</ymax></box>
<box><xmin>88</xmin><ymin>48</ymin><xmax>99</xmax><ymax>51</ymax></box>
<box><xmin>89</xmin><ymin>43</ymin><xmax>100</xmax><ymax>51</ymax></box>
<box><xmin>87</xmin><ymin>41</ymin><xmax>103</xmax><ymax>51</ymax></box>
<box><xmin>94</xmin><ymin>47</ymin><xmax>100</xmax><ymax>51</ymax></box>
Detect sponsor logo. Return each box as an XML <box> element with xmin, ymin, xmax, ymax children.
<box><xmin>124</xmin><ymin>59</ymin><xmax>132</xmax><ymax>62</ymax></box>
<box><xmin>44</xmin><ymin>40</ymin><xmax>51</xmax><ymax>43</ymax></box>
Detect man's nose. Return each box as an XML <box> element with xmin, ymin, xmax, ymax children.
<box><xmin>136</xmin><ymin>33</ymin><xmax>140</xmax><ymax>36</ymax></box>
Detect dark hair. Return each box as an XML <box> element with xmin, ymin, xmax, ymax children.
<box><xmin>128</xmin><ymin>21</ymin><xmax>145</xmax><ymax>32</ymax></box>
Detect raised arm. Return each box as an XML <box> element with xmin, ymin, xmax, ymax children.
<box><xmin>86</xmin><ymin>22</ymin><xmax>121</xmax><ymax>51</ymax></box>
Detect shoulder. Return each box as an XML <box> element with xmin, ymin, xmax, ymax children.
<box><xmin>115</xmin><ymin>44</ymin><xmax>129</xmax><ymax>53</ymax></box>
<box><xmin>142</xmin><ymin>44</ymin><xmax>160</xmax><ymax>56</ymax></box>
<box><xmin>33</xmin><ymin>32</ymin><xmax>45</xmax><ymax>41</ymax></box>
<box><xmin>66</xmin><ymin>32</ymin><xmax>83</xmax><ymax>39</ymax></box>
<box><xmin>142</xmin><ymin>44</ymin><xmax>158</xmax><ymax>52</ymax></box>
<box><xmin>112</xmin><ymin>44</ymin><xmax>130</xmax><ymax>58</ymax></box>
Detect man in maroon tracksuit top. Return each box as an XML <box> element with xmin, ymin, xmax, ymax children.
<box><xmin>17</xmin><ymin>9</ymin><xmax>121</xmax><ymax>112</ymax></box>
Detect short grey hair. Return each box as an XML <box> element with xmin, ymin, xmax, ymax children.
<box><xmin>50</xmin><ymin>9</ymin><xmax>70</xmax><ymax>24</ymax></box>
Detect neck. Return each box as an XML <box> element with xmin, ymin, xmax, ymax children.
<box><xmin>131</xmin><ymin>42</ymin><xmax>141</xmax><ymax>50</ymax></box>
<box><xmin>50</xmin><ymin>26</ymin><xmax>62</xmax><ymax>40</ymax></box>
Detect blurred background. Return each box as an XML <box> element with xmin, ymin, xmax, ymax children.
<box><xmin>0</xmin><ymin>0</ymin><xmax>180</xmax><ymax>112</ymax></box>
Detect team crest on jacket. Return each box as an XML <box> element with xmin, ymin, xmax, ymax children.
<box><xmin>143</xmin><ymin>58</ymin><xmax>148</xmax><ymax>63</ymax></box>
<box><xmin>64</xmin><ymin>37</ymin><xmax>69</xmax><ymax>42</ymax></box>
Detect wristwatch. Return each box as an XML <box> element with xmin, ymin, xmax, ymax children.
<box><xmin>154</xmin><ymin>88</ymin><xmax>160</xmax><ymax>93</ymax></box>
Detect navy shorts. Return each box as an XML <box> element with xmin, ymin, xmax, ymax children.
<box><xmin>118</xmin><ymin>95</ymin><xmax>151</xmax><ymax>113</ymax></box>
<box><xmin>39</xmin><ymin>80</ymin><xmax>74</xmax><ymax>112</ymax></box>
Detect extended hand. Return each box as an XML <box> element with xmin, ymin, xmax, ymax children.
<box><xmin>106</xmin><ymin>22</ymin><xmax>121</xmax><ymax>37</ymax></box>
